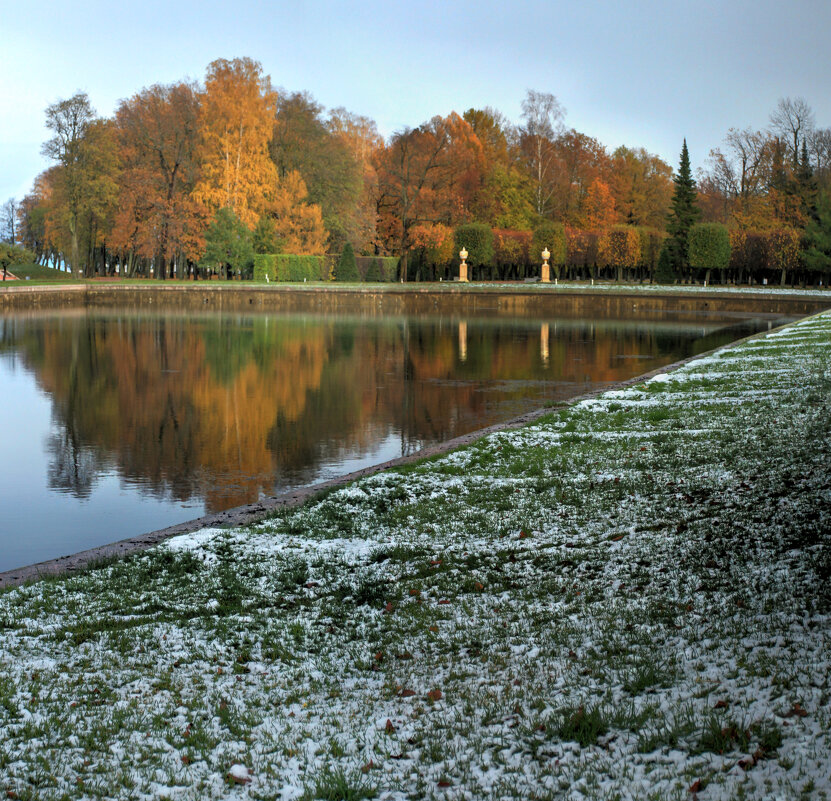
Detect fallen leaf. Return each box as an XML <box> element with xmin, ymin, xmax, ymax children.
<box><xmin>426</xmin><ymin>689</ymin><xmax>443</xmax><ymax>702</ymax></box>
<box><xmin>785</xmin><ymin>703</ymin><xmax>808</xmax><ymax>718</ymax></box>
<box><xmin>437</xmin><ymin>780</ymin><xmax>451</xmax><ymax>787</ymax></box>
<box><xmin>474</xmin><ymin>582</ymin><xmax>484</xmax><ymax>591</ymax></box>
<box><xmin>689</xmin><ymin>779</ymin><xmax>702</xmax><ymax>793</ymax></box>
<box><xmin>361</xmin><ymin>760</ymin><xmax>374</xmax><ymax>774</ymax></box>
<box><xmin>428</xmin><ymin>625</ymin><xmax>439</xmax><ymax>633</ymax></box>
<box><xmin>430</xmin><ymin>559</ymin><xmax>442</xmax><ymax>567</ymax></box>
<box><xmin>438</xmin><ymin>599</ymin><xmax>451</xmax><ymax>605</ymax></box>
<box><xmin>714</xmin><ymin>700</ymin><xmax>729</xmax><ymax>709</ymax></box>
<box><xmin>181</xmin><ymin>755</ymin><xmax>191</xmax><ymax>765</ymax></box>
<box><xmin>399</xmin><ymin>689</ymin><xmax>416</xmax><ymax>698</ymax></box>
<box><xmin>385</xmin><ymin>719</ymin><xmax>396</xmax><ymax>734</ymax></box>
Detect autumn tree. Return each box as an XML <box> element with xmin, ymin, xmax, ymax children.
<box><xmin>193</xmin><ymin>58</ymin><xmax>278</xmax><ymax>228</ymax></box>
<box><xmin>271</xmin><ymin>92</ymin><xmax>362</xmax><ymax>251</ymax></box>
<box><xmin>583</xmin><ymin>178</ymin><xmax>617</xmax><ymax>228</ymax></box>
<box><xmin>16</xmin><ymin>190</ymin><xmax>47</xmax><ymax>262</ymax></box>
<box><xmin>375</xmin><ymin>113</ymin><xmax>483</xmax><ymax>280</ymax></box>
<box><xmin>114</xmin><ymin>82</ymin><xmax>201</xmax><ymax>279</ymax></box>
<box><xmin>267</xmin><ymin>170</ymin><xmax>327</xmax><ymax>255</ymax></box>
<box><xmin>518</xmin><ymin>90</ymin><xmax>565</xmax><ymax>217</ymax></box>
<box><xmin>548</xmin><ymin>130</ymin><xmax>610</xmax><ymax>224</ymax></box>
<box><xmin>607</xmin><ymin>146</ymin><xmax>673</xmax><ymax>228</ymax></box>
<box><xmin>327</xmin><ymin>107</ymin><xmax>383</xmax><ymax>253</ymax></box>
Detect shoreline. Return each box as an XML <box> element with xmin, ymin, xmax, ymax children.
<box><xmin>0</xmin><ymin>312</ymin><xmax>812</xmax><ymax>587</ymax></box>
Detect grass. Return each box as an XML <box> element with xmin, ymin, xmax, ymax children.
<box><xmin>2</xmin><ymin>262</ymin><xmax>76</xmax><ymax>282</ymax></box>
<box><xmin>0</xmin><ymin>312</ymin><xmax>830</xmax><ymax>800</ymax></box>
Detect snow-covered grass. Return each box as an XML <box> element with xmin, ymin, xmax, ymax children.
<box><xmin>1</xmin><ymin>313</ymin><xmax>830</xmax><ymax>801</ymax></box>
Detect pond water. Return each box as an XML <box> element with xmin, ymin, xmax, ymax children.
<box><xmin>0</xmin><ymin>308</ymin><xmax>791</xmax><ymax>571</ymax></box>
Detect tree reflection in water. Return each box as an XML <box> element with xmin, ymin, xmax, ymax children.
<box><xmin>1</xmin><ymin>310</ymin><xmax>770</xmax><ymax>514</ymax></box>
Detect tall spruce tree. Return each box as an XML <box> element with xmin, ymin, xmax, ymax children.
<box><xmin>666</xmin><ymin>139</ymin><xmax>700</xmax><ymax>279</ymax></box>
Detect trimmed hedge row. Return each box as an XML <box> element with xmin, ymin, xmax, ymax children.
<box><xmin>253</xmin><ymin>254</ymin><xmax>326</xmax><ymax>282</ymax></box>
<box><xmin>360</xmin><ymin>256</ymin><xmax>399</xmax><ymax>282</ymax></box>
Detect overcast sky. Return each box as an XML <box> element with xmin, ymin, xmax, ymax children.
<box><xmin>2</xmin><ymin>0</ymin><xmax>830</xmax><ymax>203</ymax></box>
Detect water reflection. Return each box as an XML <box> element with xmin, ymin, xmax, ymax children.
<box><xmin>0</xmin><ymin>310</ymin><xmax>786</xmax><ymax>570</ymax></box>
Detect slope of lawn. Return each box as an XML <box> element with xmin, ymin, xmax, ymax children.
<box><xmin>1</xmin><ymin>313</ymin><xmax>829</xmax><ymax>800</ymax></box>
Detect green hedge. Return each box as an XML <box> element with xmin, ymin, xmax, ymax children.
<box><xmin>454</xmin><ymin>223</ymin><xmax>494</xmax><ymax>267</ymax></box>
<box><xmin>532</xmin><ymin>222</ymin><xmax>567</xmax><ymax>265</ymax></box>
<box><xmin>361</xmin><ymin>256</ymin><xmax>399</xmax><ymax>282</ymax></box>
<box><xmin>688</xmin><ymin>223</ymin><xmax>730</xmax><ymax>274</ymax></box>
<box><xmin>253</xmin><ymin>254</ymin><xmax>325</xmax><ymax>282</ymax></box>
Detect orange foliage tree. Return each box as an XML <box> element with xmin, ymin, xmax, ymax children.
<box><xmin>113</xmin><ymin>82</ymin><xmax>203</xmax><ymax>277</ymax></box>
<box><xmin>375</xmin><ymin>113</ymin><xmax>483</xmax><ymax>279</ymax></box>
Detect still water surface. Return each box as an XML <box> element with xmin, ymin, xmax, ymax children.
<box><xmin>0</xmin><ymin>309</ymin><xmax>788</xmax><ymax>571</ymax></box>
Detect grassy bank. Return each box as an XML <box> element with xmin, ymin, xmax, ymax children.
<box><xmin>2</xmin><ymin>263</ymin><xmax>75</xmax><ymax>282</ymax></box>
<box><xmin>1</xmin><ymin>313</ymin><xmax>830</xmax><ymax>800</ymax></box>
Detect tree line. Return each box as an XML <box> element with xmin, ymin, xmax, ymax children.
<box><xmin>3</xmin><ymin>57</ymin><xmax>830</xmax><ymax>285</ymax></box>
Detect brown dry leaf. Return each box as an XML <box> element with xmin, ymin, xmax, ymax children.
<box><xmin>385</xmin><ymin>719</ymin><xmax>396</xmax><ymax>734</ymax></box>
<box><xmin>689</xmin><ymin>779</ymin><xmax>702</xmax><ymax>793</ymax></box>
<box><xmin>399</xmin><ymin>689</ymin><xmax>416</xmax><ymax>698</ymax></box>
<box><xmin>426</xmin><ymin>689</ymin><xmax>443</xmax><ymax>702</ymax></box>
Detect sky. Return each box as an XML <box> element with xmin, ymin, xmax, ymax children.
<box><xmin>2</xmin><ymin>0</ymin><xmax>830</xmax><ymax>204</ymax></box>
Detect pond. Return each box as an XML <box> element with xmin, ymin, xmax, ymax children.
<box><xmin>0</xmin><ymin>308</ymin><xmax>792</xmax><ymax>571</ymax></box>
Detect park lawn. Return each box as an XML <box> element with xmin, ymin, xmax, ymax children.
<box><xmin>1</xmin><ymin>263</ymin><xmax>79</xmax><ymax>283</ymax></box>
<box><xmin>0</xmin><ymin>312</ymin><xmax>829</xmax><ymax>801</ymax></box>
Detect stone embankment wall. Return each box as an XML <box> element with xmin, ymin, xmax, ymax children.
<box><xmin>2</xmin><ymin>283</ymin><xmax>830</xmax><ymax>320</ymax></box>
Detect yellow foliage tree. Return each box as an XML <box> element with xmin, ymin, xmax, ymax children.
<box><xmin>268</xmin><ymin>170</ymin><xmax>326</xmax><ymax>255</ymax></box>
<box><xmin>193</xmin><ymin>58</ymin><xmax>278</xmax><ymax>228</ymax></box>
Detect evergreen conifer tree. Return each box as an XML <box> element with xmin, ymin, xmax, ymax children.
<box><xmin>334</xmin><ymin>241</ymin><xmax>360</xmax><ymax>281</ymax></box>
<box><xmin>365</xmin><ymin>257</ymin><xmax>382</xmax><ymax>282</ymax></box>
<box><xmin>666</xmin><ymin>139</ymin><xmax>700</xmax><ymax>279</ymax></box>
<box><xmin>798</xmin><ymin>141</ymin><xmax>818</xmax><ymax>223</ymax></box>
<box><xmin>801</xmin><ymin>191</ymin><xmax>831</xmax><ymax>284</ymax></box>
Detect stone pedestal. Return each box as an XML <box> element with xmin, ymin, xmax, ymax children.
<box><xmin>541</xmin><ymin>262</ymin><xmax>550</xmax><ymax>283</ymax></box>
<box><xmin>459</xmin><ymin>261</ymin><xmax>468</xmax><ymax>283</ymax></box>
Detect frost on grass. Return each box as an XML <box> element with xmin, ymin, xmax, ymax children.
<box><xmin>1</xmin><ymin>315</ymin><xmax>830</xmax><ymax>801</ymax></box>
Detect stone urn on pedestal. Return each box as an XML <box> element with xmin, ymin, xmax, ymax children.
<box><xmin>459</xmin><ymin>247</ymin><xmax>469</xmax><ymax>283</ymax></box>
<box><xmin>541</xmin><ymin>247</ymin><xmax>551</xmax><ymax>283</ymax></box>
